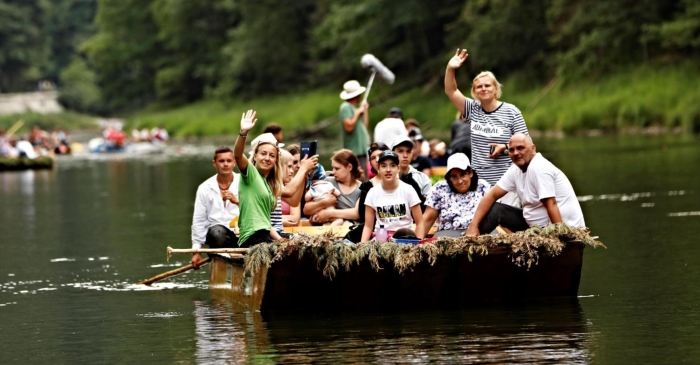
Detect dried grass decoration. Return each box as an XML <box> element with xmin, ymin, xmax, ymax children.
<box><xmin>243</xmin><ymin>224</ymin><xmax>605</xmax><ymax>279</ymax></box>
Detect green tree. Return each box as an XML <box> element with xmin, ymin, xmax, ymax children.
<box><xmin>312</xmin><ymin>0</ymin><xmax>463</xmax><ymax>84</ymax></box>
<box><xmin>214</xmin><ymin>0</ymin><xmax>315</xmax><ymax>96</ymax></box>
<box><xmin>58</xmin><ymin>57</ymin><xmax>102</xmax><ymax>113</ymax></box>
<box><xmin>644</xmin><ymin>0</ymin><xmax>700</xmax><ymax>52</ymax></box>
<box><xmin>151</xmin><ymin>0</ymin><xmax>239</xmax><ymax>103</ymax></box>
<box><xmin>46</xmin><ymin>0</ymin><xmax>98</xmax><ymax>82</ymax></box>
<box><xmin>82</xmin><ymin>0</ymin><xmax>163</xmax><ymax>111</ymax></box>
<box><xmin>444</xmin><ymin>0</ymin><xmax>550</xmax><ymax>78</ymax></box>
<box><xmin>547</xmin><ymin>0</ymin><xmax>676</xmax><ymax>78</ymax></box>
<box><xmin>0</xmin><ymin>0</ymin><xmax>51</xmax><ymax>92</ymax></box>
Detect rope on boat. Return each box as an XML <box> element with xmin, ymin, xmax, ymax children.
<box><xmin>166</xmin><ymin>246</ymin><xmax>249</xmax><ymax>261</ymax></box>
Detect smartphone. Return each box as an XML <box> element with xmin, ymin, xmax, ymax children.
<box><xmin>300</xmin><ymin>140</ymin><xmax>318</xmax><ymax>158</ymax></box>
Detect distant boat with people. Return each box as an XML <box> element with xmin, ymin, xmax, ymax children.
<box><xmin>0</xmin><ymin>156</ymin><xmax>54</xmax><ymax>171</ymax></box>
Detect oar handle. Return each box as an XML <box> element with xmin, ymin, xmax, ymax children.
<box><xmin>138</xmin><ymin>257</ymin><xmax>212</xmax><ymax>286</ymax></box>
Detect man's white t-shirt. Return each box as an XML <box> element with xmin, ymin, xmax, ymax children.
<box><xmin>365</xmin><ymin>181</ymin><xmax>421</xmax><ymax>232</ymax></box>
<box><xmin>497</xmin><ymin>153</ymin><xmax>585</xmax><ymax>228</ymax></box>
<box><xmin>373</xmin><ymin>118</ymin><xmax>408</xmax><ymax>146</ymax></box>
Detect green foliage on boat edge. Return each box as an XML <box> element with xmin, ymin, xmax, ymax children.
<box><xmin>243</xmin><ymin>223</ymin><xmax>604</xmax><ymax>279</ymax></box>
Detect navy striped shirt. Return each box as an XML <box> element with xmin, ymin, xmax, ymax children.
<box><xmin>270</xmin><ymin>197</ymin><xmax>283</xmax><ymax>234</ymax></box>
<box><xmin>463</xmin><ymin>98</ymin><xmax>528</xmax><ymax>185</ymax></box>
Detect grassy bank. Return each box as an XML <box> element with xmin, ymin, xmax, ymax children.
<box><xmin>127</xmin><ymin>62</ymin><xmax>700</xmax><ymax>140</ymax></box>
<box><xmin>0</xmin><ymin>111</ymin><xmax>98</xmax><ymax>135</ymax></box>
<box><xmin>4</xmin><ymin>63</ymin><xmax>698</xmax><ymax>140</ymax></box>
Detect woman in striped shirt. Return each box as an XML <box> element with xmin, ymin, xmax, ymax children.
<box><xmin>444</xmin><ymin>48</ymin><xmax>529</xmax><ymax>187</ymax></box>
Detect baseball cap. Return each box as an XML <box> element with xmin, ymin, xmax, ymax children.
<box><xmin>388</xmin><ymin>107</ymin><xmax>403</xmax><ymax>117</ymax></box>
<box><xmin>446</xmin><ymin>153</ymin><xmax>471</xmax><ymax>175</ymax></box>
<box><xmin>377</xmin><ymin>150</ymin><xmax>399</xmax><ymax>165</ymax></box>
<box><xmin>408</xmin><ymin>127</ymin><xmax>424</xmax><ymax>141</ymax></box>
<box><xmin>390</xmin><ymin>135</ymin><xmax>415</xmax><ymax>150</ymax></box>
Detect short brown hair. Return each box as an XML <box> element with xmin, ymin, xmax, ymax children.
<box><xmin>213</xmin><ymin>146</ymin><xmax>233</xmax><ymax>160</ymax></box>
<box><xmin>263</xmin><ymin>123</ymin><xmax>283</xmax><ymax>135</ymax></box>
<box><xmin>286</xmin><ymin>144</ymin><xmax>301</xmax><ymax>156</ymax></box>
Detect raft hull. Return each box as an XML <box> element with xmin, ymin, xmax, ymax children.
<box><xmin>209</xmin><ymin>243</ymin><xmax>585</xmax><ymax>312</ymax></box>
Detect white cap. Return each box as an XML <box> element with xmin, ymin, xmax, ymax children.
<box><xmin>249</xmin><ymin>133</ymin><xmax>283</xmax><ymax>157</ymax></box>
<box><xmin>390</xmin><ymin>135</ymin><xmax>415</xmax><ymax>150</ymax></box>
<box><xmin>446</xmin><ymin>153</ymin><xmax>470</xmax><ymax>175</ymax></box>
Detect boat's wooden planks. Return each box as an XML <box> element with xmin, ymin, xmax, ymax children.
<box><xmin>208</xmin><ymin>241</ymin><xmax>585</xmax><ymax>312</ymax></box>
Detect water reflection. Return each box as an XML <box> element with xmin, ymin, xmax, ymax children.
<box><xmin>194</xmin><ymin>300</ymin><xmax>271</xmax><ymax>364</ymax></box>
<box><xmin>193</xmin><ymin>299</ymin><xmax>593</xmax><ymax>364</ymax></box>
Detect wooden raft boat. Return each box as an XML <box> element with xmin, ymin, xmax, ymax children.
<box><xmin>208</xmin><ymin>237</ymin><xmax>589</xmax><ymax>312</ymax></box>
<box><xmin>0</xmin><ymin>156</ymin><xmax>54</xmax><ymax>171</ymax></box>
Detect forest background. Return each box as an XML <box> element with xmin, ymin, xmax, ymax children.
<box><xmin>1</xmin><ymin>0</ymin><xmax>699</xmax><ymax>138</ymax></box>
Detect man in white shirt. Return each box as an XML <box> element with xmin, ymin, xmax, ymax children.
<box><xmin>467</xmin><ymin>133</ymin><xmax>585</xmax><ymax>235</ymax></box>
<box><xmin>191</xmin><ymin>146</ymin><xmax>241</xmax><ymax>268</ymax></box>
<box><xmin>373</xmin><ymin>107</ymin><xmax>408</xmax><ymax>146</ymax></box>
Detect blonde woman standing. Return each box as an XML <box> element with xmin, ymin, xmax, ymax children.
<box><xmin>444</xmin><ymin>48</ymin><xmax>529</xmax><ymax>187</ymax></box>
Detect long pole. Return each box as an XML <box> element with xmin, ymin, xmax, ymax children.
<box><xmin>137</xmin><ymin>257</ymin><xmax>212</xmax><ymax>285</ymax></box>
<box><xmin>166</xmin><ymin>246</ymin><xmax>249</xmax><ymax>260</ymax></box>
<box><xmin>362</xmin><ymin>70</ymin><xmax>377</xmax><ymax>104</ymax></box>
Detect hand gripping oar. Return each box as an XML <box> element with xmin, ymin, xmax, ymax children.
<box><xmin>137</xmin><ymin>257</ymin><xmax>212</xmax><ymax>286</ymax></box>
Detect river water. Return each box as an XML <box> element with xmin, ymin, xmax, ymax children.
<box><xmin>1</xmin><ymin>134</ymin><xmax>699</xmax><ymax>364</ymax></box>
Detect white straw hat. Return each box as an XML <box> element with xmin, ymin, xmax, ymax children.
<box><xmin>339</xmin><ymin>80</ymin><xmax>367</xmax><ymax>100</ymax></box>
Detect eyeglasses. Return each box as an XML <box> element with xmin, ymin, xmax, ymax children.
<box><xmin>448</xmin><ymin>171</ymin><xmax>471</xmax><ymax>181</ymax></box>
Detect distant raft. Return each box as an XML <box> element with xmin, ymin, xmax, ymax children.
<box><xmin>0</xmin><ymin>156</ymin><xmax>54</xmax><ymax>171</ymax></box>
<box><xmin>207</xmin><ymin>224</ymin><xmax>604</xmax><ymax>312</ymax></box>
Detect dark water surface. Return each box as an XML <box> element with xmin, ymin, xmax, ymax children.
<box><xmin>2</xmin><ymin>135</ymin><xmax>700</xmax><ymax>364</ymax></box>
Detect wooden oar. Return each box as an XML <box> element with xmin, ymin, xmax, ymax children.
<box><xmin>6</xmin><ymin>120</ymin><xmax>24</xmax><ymax>137</ymax></box>
<box><xmin>138</xmin><ymin>257</ymin><xmax>212</xmax><ymax>286</ymax></box>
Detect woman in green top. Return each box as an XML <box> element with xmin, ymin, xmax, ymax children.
<box><xmin>233</xmin><ymin>109</ymin><xmax>286</xmax><ymax>247</ymax></box>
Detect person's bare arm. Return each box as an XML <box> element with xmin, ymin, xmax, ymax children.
<box><xmin>343</xmin><ymin>102</ymin><xmax>369</xmax><ymax>133</ymax></box>
<box><xmin>234</xmin><ymin>110</ymin><xmax>257</xmax><ymax>173</ymax></box>
<box><xmin>541</xmin><ymin>197</ymin><xmax>563</xmax><ymax>224</ymax></box>
<box><xmin>283</xmin><ymin>205</ymin><xmax>301</xmax><ymax>227</ymax></box>
<box><xmin>303</xmin><ymin>194</ymin><xmax>337</xmax><ymax>216</ymax></box>
<box><xmin>361</xmin><ymin>206</ymin><xmax>376</xmax><ymax>242</ymax></box>
<box><xmin>281</xmin><ymin>155</ymin><xmax>318</xmax><ymax>204</ymax></box>
<box><xmin>466</xmin><ymin>185</ymin><xmax>507</xmax><ymax>236</ymax></box>
<box><xmin>421</xmin><ymin>206</ymin><xmax>439</xmax><ymax>238</ymax></box>
<box><xmin>444</xmin><ymin>49</ymin><xmax>468</xmax><ymax>116</ymax></box>
<box><xmin>316</xmin><ymin>199</ymin><xmax>361</xmax><ymax>222</ymax></box>
<box><xmin>361</xmin><ymin>101</ymin><xmax>369</xmax><ymax>129</ymax></box>
<box><xmin>412</xmin><ymin>205</ymin><xmax>425</xmax><ymax>239</ymax></box>
<box><xmin>270</xmin><ymin>229</ymin><xmax>282</xmax><ymax>241</ymax></box>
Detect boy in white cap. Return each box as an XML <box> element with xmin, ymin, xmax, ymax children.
<box><xmin>339</xmin><ymin>80</ymin><xmax>370</xmax><ymax>178</ymax></box>
<box><xmin>391</xmin><ymin>135</ymin><xmax>432</xmax><ymax>203</ymax></box>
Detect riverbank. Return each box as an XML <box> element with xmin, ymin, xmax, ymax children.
<box><xmin>129</xmin><ymin>62</ymin><xmax>700</xmax><ymax>139</ymax></box>
<box><xmin>2</xmin><ymin>63</ymin><xmax>698</xmax><ymax>140</ymax></box>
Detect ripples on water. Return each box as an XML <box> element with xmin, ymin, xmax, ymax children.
<box><xmin>3</xmin><ymin>135</ymin><xmax>700</xmax><ymax>363</ymax></box>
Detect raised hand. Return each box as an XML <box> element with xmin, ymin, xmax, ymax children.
<box><xmin>447</xmin><ymin>48</ymin><xmax>468</xmax><ymax>70</ymax></box>
<box><xmin>240</xmin><ymin>109</ymin><xmax>257</xmax><ymax>134</ymax></box>
<box><xmin>299</xmin><ymin>154</ymin><xmax>319</xmax><ymax>173</ymax></box>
